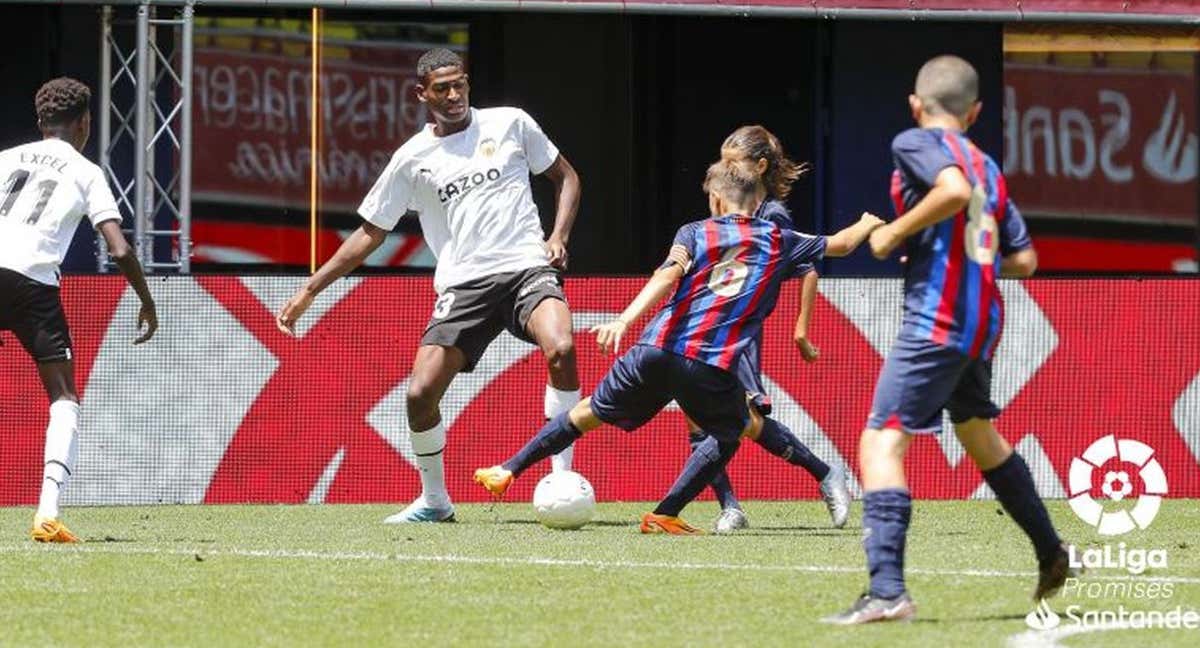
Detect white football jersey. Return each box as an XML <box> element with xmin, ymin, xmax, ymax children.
<box><xmin>358</xmin><ymin>107</ymin><xmax>559</xmax><ymax>293</ymax></box>
<box><xmin>0</xmin><ymin>138</ymin><xmax>120</xmax><ymax>286</ymax></box>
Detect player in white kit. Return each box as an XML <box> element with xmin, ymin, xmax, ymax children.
<box><xmin>277</xmin><ymin>49</ymin><xmax>583</xmax><ymax>522</ymax></box>
<box><xmin>0</xmin><ymin>77</ymin><xmax>157</xmax><ymax>542</ymax></box>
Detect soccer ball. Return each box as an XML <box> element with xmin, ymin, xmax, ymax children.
<box><xmin>532</xmin><ymin>470</ymin><xmax>596</xmax><ymax>530</ymax></box>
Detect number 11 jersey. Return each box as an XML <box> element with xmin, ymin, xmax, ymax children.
<box><xmin>0</xmin><ymin>138</ymin><xmax>121</xmax><ymax>286</ymax></box>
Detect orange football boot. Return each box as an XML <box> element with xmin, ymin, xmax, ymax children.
<box><xmin>30</xmin><ymin>517</ymin><xmax>82</xmax><ymax>543</ymax></box>
<box><xmin>640</xmin><ymin>512</ymin><xmax>704</xmax><ymax>535</ymax></box>
<box><xmin>473</xmin><ymin>466</ymin><xmax>514</xmax><ymax>499</ymax></box>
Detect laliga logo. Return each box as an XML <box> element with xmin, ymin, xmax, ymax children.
<box><xmin>1068</xmin><ymin>435</ymin><xmax>1168</xmax><ymax>536</ymax></box>
<box><xmin>1025</xmin><ymin>598</ymin><xmax>1061</xmax><ymax>630</ymax></box>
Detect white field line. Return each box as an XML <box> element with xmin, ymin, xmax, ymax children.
<box><xmin>1</xmin><ymin>544</ymin><xmax>1199</xmax><ymax>585</ymax></box>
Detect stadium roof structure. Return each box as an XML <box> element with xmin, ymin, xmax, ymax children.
<box><xmin>23</xmin><ymin>1</ymin><xmax>1200</xmax><ymax>25</ymax></box>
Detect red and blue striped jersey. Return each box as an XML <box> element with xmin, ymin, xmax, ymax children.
<box><xmin>638</xmin><ymin>214</ymin><xmax>825</xmax><ymax>371</ymax></box>
<box><xmin>890</xmin><ymin>128</ymin><xmax>1032</xmax><ymax>360</ymax></box>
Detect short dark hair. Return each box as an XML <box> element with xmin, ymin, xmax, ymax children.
<box><xmin>35</xmin><ymin>77</ymin><xmax>91</xmax><ymax>126</ymax></box>
<box><xmin>914</xmin><ymin>55</ymin><xmax>978</xmax><ymax>118</ymax></box>
<box><xmin>417</xmin><ymin>48</ymin><xmax>464</xmax><ymax>82</ymax></box>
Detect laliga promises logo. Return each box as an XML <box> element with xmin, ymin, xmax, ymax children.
<box><xmin>1068</xmin><ymin>435</ymin><xmax>1168</xmax><ymax>536</ymax></box>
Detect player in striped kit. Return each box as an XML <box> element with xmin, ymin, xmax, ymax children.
<box><xmin>823</xmin><ymin>55</ymin><xmax>1066</xmax><ymax>625</ymax></box>
<box><xmin>474</xmin><ymin>155</ymin><xmax>882</xmax><ymax>533</ymax></box>
<box><xmin>689</xmin><ymin>126</ymin><xmax>850</xmax><ymax>534</ymax></box>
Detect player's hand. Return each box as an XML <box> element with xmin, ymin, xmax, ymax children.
<box><xmin>590</xmin><ymin>319</ymin><xmax>627</xmax><ymax>356</ymax></box>
<box><xmin>796</xmin><ymin>336</ymin><xmax>819</xmax><ymax>363</ymax></box>
<box><xmin>869</xmin><ymin>223</ymin><xmax>900</xmax><ymax>260</ymax></box>
<box><xmin>134</xmin><ymin>300</ymin><xmax>157</xmax><ymax>345</ymax></box>
<box><xmin>546</xmin><ymin>236</ymin><xmax>569</xmax><ymax>270</ymax></box>
<box><xmin>276</xmin><ymin>290</ymin><xmax>315</xmax><ymax>337</ymax></box>
<box><xmin>860</xmin><ymin>211</ymin><xmax>885</xmax><ymax>230</ymax></box>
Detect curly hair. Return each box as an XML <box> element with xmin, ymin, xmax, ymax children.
<box><xmin>719</xmin><ymin>125</ymin><xmax>811</xmax><ymax>200</ymax></box>
<box><xmin>35</xmin><ymin>77</ymin><xmax>91</xmax><ymax>126</ymax></box>
<box><xmin>416</xmin><ymin>48</ymin><xmax>464</xmax><ymax>82</ymax></box>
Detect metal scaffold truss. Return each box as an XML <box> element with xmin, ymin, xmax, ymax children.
<box><xmin>99</xmin><ymin>2</ymin><xmax>193</xmax><ymax>273</ymax></box>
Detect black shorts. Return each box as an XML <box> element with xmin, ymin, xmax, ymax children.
<box><xmin>0</xmin><ymin>267</ymin><xmax>73</xmax><ymax>363</ymax></box>
<box><xmin>421</xmin><ymin>266</ymin><xmax>566</xmax><ymax>372</ymax></box>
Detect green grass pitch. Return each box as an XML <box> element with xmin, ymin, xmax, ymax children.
<box><xmin>1</xmin><ymin>500</ymin><xmax>1197</xmax><ymax>646</ymax></box>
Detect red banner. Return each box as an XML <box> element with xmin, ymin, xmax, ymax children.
<box><xmin>1004</xmin><ymin>64</ymin><xmax>1198</xmax><ymax>226</ymax></box>
<box><xmin>1</xmin><ymin>276</ymin><xmax>1197</xmax><ymax>506</ymax></box>
<box><xmin>192</xmin><ymin>36</ymin><xmax>436</xmax><ymax>212</ymax></box>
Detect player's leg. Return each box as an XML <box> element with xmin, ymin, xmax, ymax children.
<box><xmin>685</xmin><ymin>416</ymin><xmax>744</xmax><ymax>532</ymax></box>
<box><xmin>384</xmin><ymin>344</ymin><xmax>468</xmax><ymax>523</ymax></box>
<box><xmin>824</xmin><ymin>337</ymin><xmax>955</xmax><ymax>624</ymax></box>
<box><xmin>31</xmin><ymin>361</ymin><xmax>82</xmax><ymax>543</ymax></box>
<box><xmin>389</xmin><ymin>278</ymin><xmax>508</xmax><ymax>523</ymax></box>
<box><xmin>8</xmin><ymin>275</ymin><xmax>84</xmax><ymax>543</ymax></box>
<box><xmin>951</xmin><ymin>361</ymin><xmax>1067</xmax><ymax>599</ymax></box>
<box><xmin>745</xmin><ymin>411</ymin><xmax>851</xmax><ymax>528</ymax></box>
<box><xmin>644</xmin><ymin>356</ymin><xmax>753</xmax><ymax>535</ymax></box>
<box><xmin>475</xmin><ymin>345</ymin><xmax>667</xmax><ymax>498</ymax></box>
<box><xmin>523</xmin><ymin>291</ymin><xmax>580</xmax><ymax>473</ymax></box>
<box><xmin>474</xmin><ymin>399</ymin><xmax>602</xmax><ymax>498</ymax></box>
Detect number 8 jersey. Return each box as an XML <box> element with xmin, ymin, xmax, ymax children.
<box><xmin>639</xmin><ymin>215</ymin><xmax>825</xmax><ymax>372</ymax></box>
<box><xmin>0</xmin><ymin>138</ymin><xmax>121</xmax><ymax>286</ymax></box>
<box><xmin>889</xmin><ymin>128</ymin><xmax>1032</xmax><ymax>361</ymax></box>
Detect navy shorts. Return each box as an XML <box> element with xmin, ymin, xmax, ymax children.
<box><xmin>866</xmin><ymin>334</ymin><xmax>1000</xmax><ymax>435</ymax></box>
<box><xmin>733</xmin><ymin>334</ymin><xmax>772</xmax><ymax>415</ymax></box>
<box><xmin>591</xmin><ymin>344</ymin><xmax>750</xmax><ymax>442</ymax></box>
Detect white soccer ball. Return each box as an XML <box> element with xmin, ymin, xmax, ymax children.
<box><xmin>532</xmin><ymin>470</ymin><xmax>596</xmax><ymax>530</ymax></box>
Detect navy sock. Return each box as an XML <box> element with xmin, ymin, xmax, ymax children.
<box><xmin>654</xmin><ymin>435</ymin><xmax>740</xmax><ymax>517</ymax></box>
<box><xmin>983</xmin><ymin>452</ymin><xmax>1062</xmax><ymax>565</ymax></box>
<box><xmin>502</xmin><ymin>413</ymin><xmax>583</xmax><ymax>477</ymax></box>
<box><xmin>755</xmin><ymin>417</ymin><xmax>830</xmax><ymax>481</ymax></box>
<box><xmin>690</xmin><ymin>431</ymin><xmax>740</xmax><ymax>510</ymax></box>
<box><xmin>863</xmin><ymin>488</ymin><xmax>911</xmax><ymax>599</ymax></box>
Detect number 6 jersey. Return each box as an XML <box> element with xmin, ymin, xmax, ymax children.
<box><xmin>639</xmin><ymin>215</ymin><xmax>825</xmax><ymax>372</ymax></box>
<box><xmin>0</xmin><ymin>138</ymin><xmax>121</xmax><ymax>286</ymax></box>
<box><xmin>889</xmin><ymin>128</ymin><xmax>1032</xmax><ymax>360</ymax></box>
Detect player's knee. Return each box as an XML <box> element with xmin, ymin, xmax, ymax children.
<box><xmin>405</xmin><ymin>380</ymin><xmax>441</xmax><ymax>419</ymax></box>
<box><xmin>542</xmin><ymin>336</ymin><xmax>575</xmax><ymax>369</ymax></box>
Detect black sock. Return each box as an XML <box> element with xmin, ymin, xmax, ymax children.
<box><xmin>654</xmin><ymin>435</ymin><xmax>740</xmax><ymax>517</ymax></box>
<box><xmin>983</xmin><ymin>452</ymin><xmax>1062</xmax><ymax>565</ymax></box>
<box><xmin>502</xmin><ymin>413</ymin><xmax>583</xmax><ymax>477</ymax></box>
<box><xmin>754</xmin><ymin>416</ymin><xmax>830</xmax><ymax>481</ymax></box>
<box><xmin>863</xmin><ymin>488</ymin><xmax>912</xmax><ymax>599</ymax></box>
<box><xmin>690</xmin><ymin>431</ymin><xmax>740</xmax><ymax>510</ymax></box>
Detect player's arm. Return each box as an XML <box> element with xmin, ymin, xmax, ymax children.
<box><xmin>998</xmin><ymin>196</ymin><xmax>1037</xmax><ymax>278</ymax></box>
<box><xmin>869</xmin><ymin>166</ymin><xmax>972</xmax><ymax>260</ymax></box>
<box><xmin>1001</xmin><ymin>248</ymin><xmax>1038</xmax><ymax>278</ymax></box>
<box><xmin>590</xmin><ymin>248</ymin><xmax>688</xmax><ymax>355</ymax></box>
<box><xmin>97</xmin><ymin>220</ymin><xmax>157</xmax><ymax>344</ymax></box>
<box><xmin>276</xmin><ymin>222</ymin><xmax>387</xmax><ymax>336</ymax></box>
<box><xmin>824</xmin><ymin>211</ymin><xmax>886</xmax><ymax>257</ymax></box>
<box><xmin>793</xmin><ymin>269</ymin><xmax>819</xmax><ymax>363</ymax></box>
<box><xmin>540</xmin><ymin>154</ymin><xmax>582</xmax><ymax>270</ymax></box>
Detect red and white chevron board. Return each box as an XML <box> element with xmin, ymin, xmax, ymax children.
<box><xmin>1</xmin><ymin>276</ymin><xmax>1197</xmax><ymax>505</ymax></box>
